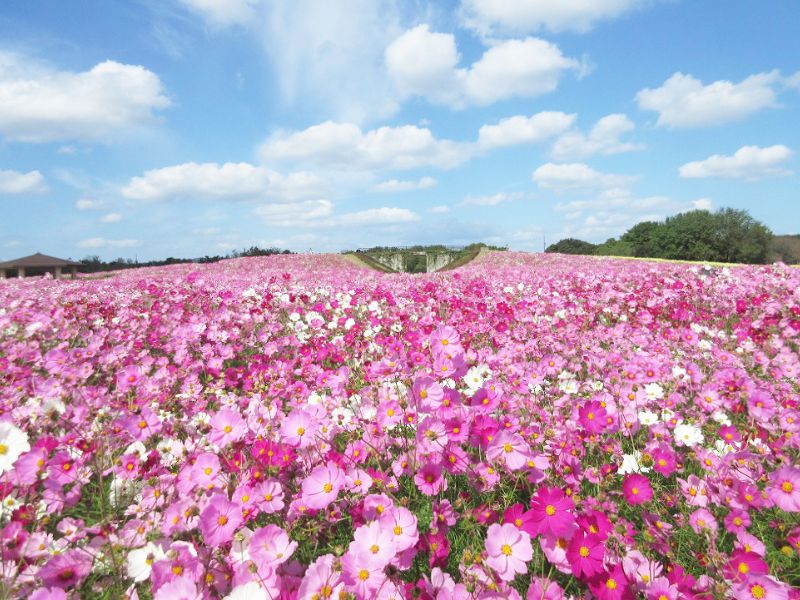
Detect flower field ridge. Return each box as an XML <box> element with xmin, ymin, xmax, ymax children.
<box><xmin>1</xmin><ymin>251</ymin><xmax>800</xmax><ymax>599</ymax></box>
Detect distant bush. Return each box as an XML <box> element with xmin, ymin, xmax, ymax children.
<box><xmin>547</xmin><ymin>207</ymin><xmax>774</xmax><ymax>264</ymax></box>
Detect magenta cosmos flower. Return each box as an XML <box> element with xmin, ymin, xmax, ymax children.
<box><xmin>768</xmin><ymin>466</ymin><xmax>800</xmax><ymax>512</ymax></box>
<box><xmin>529</xmin><ymin>486</ymin><xmax>577</xmax><ymax>537</ymax></box>
<box><xmin>415</xmin><ymin>462</ymin><xmax>447</xmax><ymax>496</ymax></box>
<box><xmin>301</xmin><ymin>463</ymin><xmax>345</xmax><ymax>510</ymax></box>
<box><xmin>566</xmin><ymin>532</ymin><xmax>605</xmax><ymax>579</ymax></box>
<box><xmin>733</xmin><ymin>575</ymin><xmax>789</xmax><ymax>600</ymax></box>
<box><xmin>622</xmin><ymin>474</ymin><xmax>653</xmax><ymax>505</ymax></box>
<box><xmin>484</xmin><ymin>523</ymin><xmax>533</xmax><ymax>582</ymax></box>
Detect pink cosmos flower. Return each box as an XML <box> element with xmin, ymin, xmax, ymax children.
<box><xmin>733</xmin><ymin>575</ymin><xmax>789</xmax><ymax>600</ymax></box>
<box><xmin>566</xmin><ymin>531</ymin><xmax>605</xmax><ymax>579</ymax></box>
<box><xmin>526</xmin><ymin>578</ymin><xmax>565</xmax><ymax>600</ymax></box>
<box><xmin>430</xmin><ymin>326</ymin><xmax>461</xmax><ymax>356</ymax></box>
<box><xmin>340</xmin><ymin>550</ymin><xmax>387</xmax><ymax>598</ymax></box>
<box><xmin>350</xmin><ymin>520</ymin><xmax>397</xmax><ymax>567</ymax></box>
<box><xmin>199</xmin><ymin>494</ymin><xmax>244</xmax><ymax>547</ymax></box>
<box><xmin>379</xmin><ymin>506</ymin><xmax>419</xmax><ymax>552</ymax></box>
<box><xmin>487</xmin><ymin>430</ymin><xmax>530</xmax><ymax>471</ymax></box>
<box><xmin>688</xmin><ymin>508</ymin><xmax>717</xmax><ymax>535</ymax></box>
<box><xmin>280</xmin><ymin>409</ymin><xmax>317</xmax><ymax>448</ymax></box>
<box><xmin>153</xmin><ymin>576</ymin><xmax>203</xmax><ymax>600</ymax></box>
<box><xmin>297</xmin><ymin>554</ymin><xmax>344</xmax><ymax>600</ymax></box>
<box><xmin>38</xmin><ymin>549</ymin><xmax>93</xmax><ymax>589</ymax></box>
<box><xmin>588</xmin><ymin>564</ymin><xmax>632</xmax><ymax>600</ymax></box>
<box><xmin>768</xmin><ymin>466</ymin><xmax>800</xmax><ymax>512</ymax></box>
<box><xmin>301</xmin><ymin>463</ymin><xmax>345</xmax><ymax>510</ymax></box>
<box><xmin>484</xmin><ymin>523</ymin><xmax>533</xmax><ymax>582</ymax></box>
<box><xmin>413</xmin><ymin>376</ymin><xmax>444</xmax><ymax>411</ymax></box>
<box><xmin>645</xmin><ymin>577</ymin><xmax>679</xmax><ymax>600</ymax></box>
<box><xmin>540</xmin><ymin>534</ymin><xmax>573</xmax><ymax>574</ymax></box>
<box><xmin>30</xmin><ymin>590</ymin><xmax>67</xmax><ymax>600</ymax></box>
<box><xmin>725</xmin><ymin>549</ymin><xmax>769</xmax><ymax>582</ymax></box>
<box><xmin>529</xmin><ymin>486</ymin><xmax>577</xmax><ymax>537</ymax></box>
<box><xmin>502</xmin><ymin>503</ymin><xmax>537</xmax><ymax>537</ymax></box>
<box><xmin>579</xmin><ymin>400</ymin><xmax>607</xmax><ymax>435</ymax></box>
<box><xmin>249</xmin><ymin>524</ymin><xmax>297</xmax><ymax>568</ymax></box>
<box><xmin>208</xmin><ymin>408</ymin><xmax>247</xmax><ymax>446</ymax></box>
<box><xmin>622</xmin><ymin>474</ymin><xmax>653</xmax><ymax>505</ymax></box>
<box><xmin>414</xmin><ymin>462</ymin><xmax>447</xmax><ymax>496</ymax></box>
<box><xmin>651</xmin><ymin>446</ymin><xmax>677</xmax><ymax>477</ymax></box>
<box><xmin>724</xmin><ymin>509</ymin><xmax>752</xmax><ymax>534</ymax></box>
<box><xmin>254</xmin><ymin>479</ymin><xmax>285</xmax><ymax>513</ymax></box>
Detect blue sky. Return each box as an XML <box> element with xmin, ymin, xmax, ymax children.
<box><xmin>0</xmin><ymin>0</ymin><xmax>798</xmax><ymax>260</ymax></box>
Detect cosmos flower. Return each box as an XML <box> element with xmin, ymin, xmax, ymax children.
<box><xmin>484</xmin><ymin>523</ymin><xmax>533</xmax><ymax>582</ymax></box>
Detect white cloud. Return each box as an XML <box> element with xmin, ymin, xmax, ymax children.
<box><xmin>551</xmin><ymin>113</ymin><xmax>644</xmax><ymax>160</ymax></box>
<box><xmin>76</xmin><ymin>198</ymin><xmax>104</xmax><ymax>210</ymax></box>
<box><xmin>258</xmin><ymin>121</ymin><xmax>473</xmax><ymax>171</ymax></box>
<box><xmin>254</xmin><ymin>200</ymin><xmax>418</xmax><ymax>228</ymax></box>
<box><xmin>0</xmin><ymin>52</ymin><xmax>170</xmax><ymax>143</ymax></box>
<box><xmin>0</xmin><ymin>169</ymin><xmax>47</xmax><ymax>194</ymax></box>
<box><xmin>121</xmin><ymin>162</ymin><xmax>327</xmax><ymax>202</ymax></box>
<box><xmin>460</xmin><ymin>192</ymin><xmax>528</xmax><ymax>206</ymax></box>
<box><xmin>386</xmin><ymin>26</ymin><xmax>582</xmax><ymax>108</ymax></box>
<box><xmin>478</xmin><ymin>111</ymin><xmax>575</xmax><ymax>150</ymax></box>
<box><xmin>100</xmin><ymin>212</ymin><xmax>122</xmax><ymax>223</ymax></box>
<box><xmin>636</xmin><ymin>71</ymin><xmax>781</xmax><ymax>128</ymax></box>
<box><xmin>556</xmin><ymin>193</ymin><xmax>714</xmax><ymax>241</ymax></box>
<box><xmin>259</xmin><ymin>0</ymin><xmax>403</xmax><ymax>123</ymax></box>
<box><xmin>532</xmin><ymin>162</ymin><xmax>636</xmax><ymax>191</ymax></box>
<box><xmin>460</xmin><ymin>0</ymin><xmax>650</xmax><ymax>35</ymax></box>
<box><xmin>430</xmin><ymin>205</ymin><xmax>450</xmax><ymax>214</ymax></box>
<box><xmin>178</xmin><ymin>0</ymin><xmax>259</xmax><ymax>26</ymax></box>
<box><xmin>679</xmin><ymin>145</ymin><xmax>793</xmax><ymax>180</ymax></box>
<box><xmin>78</xmin><ymin>238</ymin><xmax>140</xmax><ymax>249</ymax></box>
<box><xmin>372</xmin><ymin>176</ymin><xmax>437</xmax><ymax>193</ymax></box>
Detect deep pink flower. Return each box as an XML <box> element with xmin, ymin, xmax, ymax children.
<box><xmin>529</xmin><ymin>486</ymin><xmax>577</xmax><ymax>537</ymax></box>
<box><xmin>566</xmin><ymin>532</ymin><xmax>605</xmax><ymax>579</ymax></box>
<box><xmin>484</xmin><ymin>523</ymin><xmax>533</xmax><ymax>582</ymax></box>
<box><xmin>414</xmin><ymin>462</ymin><xmax>447</xmax><ymax>496</ymax></box>
<box><xmin>622</xmin><ymin>474</ymin><xmax>653</xmax><ymax>505</ymax></box>
<box><xmin>38</xmin><ymin>549</ymin><xmax>93</xmax><ymax>589</ymax></box>
<box><xmin>724</xmin><ymin>549</ymin><xmax>769</xmax><ymax>582</ymax></box>
<box><xmin>579</xmin><ymin>400</ymin><xmax>608</xmax><ymax>435</ymax></box>
<box><xmin>526</xmin><ymin>578</ymin><xmax>565</xmax><ymax>600</ymax></box>
<box><xmin>588</xmin><ymin>564</ymin><xmax>633</xmax><ymax>600</ymax></box>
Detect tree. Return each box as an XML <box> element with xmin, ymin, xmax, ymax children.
<box><xmin>595</xmin><ymin>238</ymin><xmax>634</xmax><ymax>257</ymax></box>
<box><xmin>545</xmin><ymin>238</ymin><xmax>598</xmax><ymax>255</ymax></box>
<box><xmin>621</xmin><ymin>221</ymin><xmax>662</xmax><ymax>257</ymax></box>
<box><xmin>711</xmin><ymin>207</ymin><xmax>773</xmax><ymax>264</ymax></box>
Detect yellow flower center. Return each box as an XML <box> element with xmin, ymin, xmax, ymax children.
<box><xmin>782</xmin><ymin>481</ymin><xmax>794</xmax><ymax>493</ymax></box>
<box><xmin>579</xmin><ymin>546</ymin><xmax>589</xmax><ymax>557</ymax></box>
<box><xmin>501</xmin><ymin>544</ymin><xmax>512</xmax><ymax>556</ymax></box>
<box><xmin>393</xmin><ymin>526</ymin><xmax>402</xmax><ymax>535</ymax></box>
<box><xmin>370</xmin><ymin>544</ymin><xmax>379</xmax><ymax>554</ymax></box>
<box><xmin>606</xmin><ymin>579</ymin><xmax>617</xmax><ymax>590</ymax></box>
<box><xmin>323</xmin><ymin>483</ymin><xmax>333</xmax><ymax>493</ymax></box>
<box><xmin>0</xmin><ymin>444</ymin><xmax>7</xmax><ymax>455</ymax></box>
<box><xmin>358</xmin><ymin>569</ymin><xmax>369</xmax><ymax>581</ymax></box>
<box><xmin>738</xmin><ymin>562</ymin><xmax>750</xmax><ymax>574</ymax></box>
<box><xmin>224</xmin><ymin>425</ymin><xmax>232</xmax><ymax>433</ymax></box>
<box><xmin>545</xmin><ymin>505</ymin><xmax>556</xmax><ymax>516</ymax></box>
<box><xmin>217</xmin><ymin>515</ymin><xmax>228</xmax><ymax>526</ymax></box>
<box><xmin>503</xmin><ymin>443</ymin><xmax>513</xmax><ymax>453</ymax></box>
<box><xmin>750</xmin><ymin>584</ymin><xmax>766</xmax><ymax>599</ymax></box>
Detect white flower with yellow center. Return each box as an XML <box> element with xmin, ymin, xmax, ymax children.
<box><xmin>0</xmin><ymin>422</ymin><xmax>30</xmax><ymax>475</ymax></box>
<box><xmin>126</xmin><ymin>542</ymin><xmax>166</xmax><ymax>582</ymax></box>
<box><xmin>674</xmin><ymin>423</ymin><xmax>704</xmax><ymax>448</ymax></box>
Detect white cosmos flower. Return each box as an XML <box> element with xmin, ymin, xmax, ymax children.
<box><xmin>711</xmin><ymin>411</ymin><xmax>732</xmax><ymax>426</ymax></box>
<box><xmin>674</xmin><ymin>423</ymin><xmax>704</xmax><ymax>447</ymax></box>
<box><xmin>126</xmin><ymin>542</ymin><xmax>165</xmax><ymax>582</ymax></box>
<box><xmin>644</xmin><ymin>383</ymin><xmax>664</xmax><ymax>401</ymax></box>
<box><xmin>618</xmin><ymin>451</ymin><xmax>650</xmax><ymax>474</ymax></box>
<box><xmin>637</xmin><ymin>410</ymin><xmax>659</xmax><ymax>426</ymax></box>
<box><xmin>0</xmin><ymin>422</ymin><xmax>30</xmax><ymax>474</ymax></box>
<box><xmin>223</xmin><ymin>581</ymin><xmax>270</xmax><ymax>600</ymax></box>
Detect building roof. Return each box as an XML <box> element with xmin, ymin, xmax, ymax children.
<box><xmin>0</xmin><ymin>253</ymin><xmax>82</xmax><ymax>269</ymax></box>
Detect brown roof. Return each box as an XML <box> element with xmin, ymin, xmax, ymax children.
<box><xmin>0</xmin><ymin>253</ymin><xmax>82</xmax><ymax>268</ymax></box>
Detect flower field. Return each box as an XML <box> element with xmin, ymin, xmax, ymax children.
<box><xmin>1</xmin><ymin>251</ymin><xmax>800</xmax><ymax>600</ymax></box>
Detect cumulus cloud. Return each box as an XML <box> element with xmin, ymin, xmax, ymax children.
<box><xmin>460</xmin><ymin>0</ymin><xmax>651</xmax><ymax>35</ymax></box>
<box><xmin>460</xmin><ymin>192</ymin><xmax>528</xmax><ymax>206</ymax></box>
<box><xmin>556</xmin><ymin>193</ymin><xmax>713</xmax><ymax>240</ymax></box>
<box><xmin>258</xmin><ymin>121</ymin><xmax>473</xmax><ymax>171</ymax></box>
<box><xmin>78</xmin><ymin>237</ymin><xmax>140</xmax><ymax>249</ymax></box>
<box><xmin>177</xmin><ymin>0</ymin><xmax>259</xmax><ymax>26</ymax></box>
<box><xmin>0</xmin><ymin>169</ymin><xmax>47</xmax><ymax>194</ymax></box>
<box><xmin>550</xmin><ymin>113</ymin><xmax>644</xmax><ymax>160</ymax></box>
<box><xmin>679</xmin><ymin>145</ymin><xmax>793</xmax><ymax>180</ymax></box>
<box><xmin>636</xmin><ymin>71</ymin><xmax>781</xmax><ymax>128</ymax></box>
<box><xmin>430</xmin><ymin>205</ymin><xmax>450</xmax><ymax>214</ymax></box>
<box><xmin>532</xmin><ymin>162</ymin><xmax>636</xmax><ymax>191</ymax></box>
<box><xmin>0</xmin><ymin>52</ymin><xmax>170</xmax><ymax>143</ymax></box>
<box><xmin>371</xmin><ymin>176</ymin><xmax>437</xmax><ymax>193</ymax></box>
<box><xmin>386</xmin><ymin>25</ymin><xmax>582</xmax><ymax>108</ymax></box>
<box><xmin>100</xmin><ymin>212</ymin><xmax>122</xmax><ymax>223</ymax></box>
<box><xmin>478</xmin><ymin>111</ymin><xmax>575</xmax><ymax>150</ymax></box>
<box><xmin>75</xmin><ymin>198</ymin><xmax>104</xmax><ymax>210</ymax></box>
<box><xmin>121</xmin><ymin>162</ymin><xmax>327</xmax><ymax>202</ymax></box>
<box><xmin>254</xmin><ymin>200</ymin><xmax>418</xmax><ymax>228</ymax></box>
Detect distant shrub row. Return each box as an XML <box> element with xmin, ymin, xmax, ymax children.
<box><xmin>546</xmin><ymin>208</ymin><xmax>784</xmax><ymax>264</ymax></box>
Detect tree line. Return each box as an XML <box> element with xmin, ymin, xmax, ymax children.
<box><xmin>546</xmin><ymin>208</ymin><xmax>783</xmax><ymax>264</ymax></box>
<box><xmin>79</xmin><ymin>246</ymin><xmax>293</xmax><ymax>273</ymax></box>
